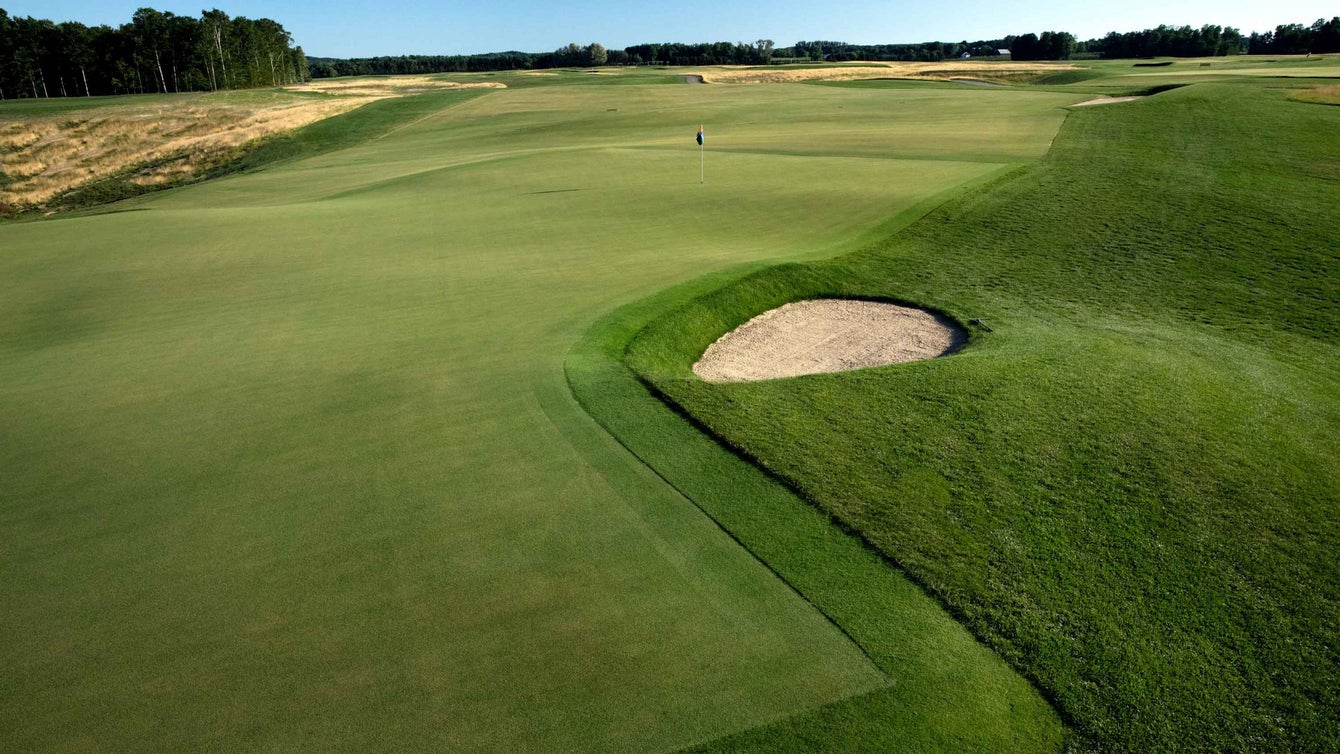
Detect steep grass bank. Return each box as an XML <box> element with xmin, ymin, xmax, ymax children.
<box><xmin>628</xmin><ymin>84</ymin><xmax>1340</xmax><ymax>752</ymax></box>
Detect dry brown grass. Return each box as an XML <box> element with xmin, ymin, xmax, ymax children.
<box><xmin>1289</xmin><ymin>84</ymin><xmax>1340</xmax><ymax>105</ymax></box>
<box><xmin>281</xmin><ymin>77</ymin><xmax>505</xmax><ymax>97</ymax></box>
<box><xmin>694</xmin><ymin>61</ymin><xmax>1075</xmax><ymax>85</ymax></box>
<box><xmin>0</xmin><ymin>78</ymin><xmax>507</xmax><ymax>212</ymax></box>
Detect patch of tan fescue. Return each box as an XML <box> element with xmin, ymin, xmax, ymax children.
<box><xmin>1</xmin><ymin>77</ymin><xmax>508</xmax><ymax>212</ymax></box>
<box><xmin>0</xmin><ymin>95</ymin><xmax>378</xmax><ymax>210</ymax></box>
<box><xmin>694</xmin><ymin>61</ymin><xmax>1075</xmax><ymax>84</ymax></box>
<box><xmin>281</xmin><ymin>77</ymin><xmax>506</xmax><ymax>97</ymax></box>
<box><xmin>1289</xmin><ymin>84</ymin><xmax>1340</xmax><ymax>105</ymax></box>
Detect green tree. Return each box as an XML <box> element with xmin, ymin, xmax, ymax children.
<box><xmin>201</xmin><ymin>9</ymin><xmax>233</xmax><ymax>89</ymax></box>
<box><xmin>56</xmin><ymin>21</ymin><xmax>94</xmax><ymax>96</ymax></box>
<box><xmin>1314</xmin><ymin>17</ymin><xmax>1340</xmax><ymax>53</ymax></box>
<box><xmin>293</xmin><ymin>45</ymin><xmax>308</xmax><ymax>83</ymax></box>
<box><xmin>1011</xmin><ymin>33</ymin><xmax>1039</xmax><ymax>60</ymax></box>
<box><xmin>130</xmin><ymin>7</ymin><xmax>170</xmax><ymax>92</ymax></box>
<box><xmin>755</xmin><ymin>38</ymin><xmax>774</xmax><ymax>63</ymax></box>
<box><xmin>165</xmin><ymin>13</ymin><xmax>202</xmax><ymax>92</ymax></box>
<box><xmin>0</xmin><ymin>10</ymin><xmax>13</xmax><ymax>99</ymax></box>
<box><xmin>585</xmin><ymin>42</ymin><xmax>607</xmax><ymax>66</ymax></box>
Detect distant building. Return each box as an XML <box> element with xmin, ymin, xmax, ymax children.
<box><xmin>997</xmin><ymin>49</ymin><xmax>1011</xmax><ymax>57</ymax></box>
<box><xmin>961</xmin><ymin>52</ymin><xmax>971</xmax><ymax>58</ymax></box>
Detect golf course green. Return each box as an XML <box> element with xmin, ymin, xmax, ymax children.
<box><xmin>2</xmin><ymin>70</ymin><xmax>1075</xmax><ymax>751</ymax></box>
<box><xmin>617</xmin><ymin>73</ymin><xmax>1340</xmax><ymax>752</ymax></box>
<box><xmin>2</xmin><ymin>59</ymin><xmax>1336</xmax><ymax>752</ymax></box>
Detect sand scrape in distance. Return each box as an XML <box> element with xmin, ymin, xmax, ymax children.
<box><xmin>1072</xmin><ymin>96</ymin><xmax>1145</xmax><ymax>107</ymax></box>
<box><xmin>694</xmin><ymin>299</ymin><xmax>967</xmax><ymax>382</ymax></box>
<box><xmin>693</xmin><ymin>62</ymin><xmax>1075</xmax><ymax>84</ymax></box>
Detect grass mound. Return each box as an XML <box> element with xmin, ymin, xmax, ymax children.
<box><xmin>628</xmin><ymin>84</ymin><xmax>1340</xmax><ymax>752</ymax></box>
<box><xmin>568</xmin><ymin>278</ymin><xmax>1064</xmax><ymax>753</ymax></box>
<box><xmin>1029</xmin><ymin>69</ymin><xmax>1109</xmax><ymax>86</ymax></box>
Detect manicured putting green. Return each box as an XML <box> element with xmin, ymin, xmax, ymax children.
<box><xmin>0</xmin><ymin>79</ymin><xmax>1077</xmax><ymax>750</ymax></box>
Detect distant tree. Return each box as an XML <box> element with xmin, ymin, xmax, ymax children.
<box><xmin>1312</xmin><ymin>17</ymin><xmax>1340</xmax><ymax>53</ymax></box>
<box><xmin>1219</xmin><ymin>27</ymin><xmax>1246</xmax><ymax>55</ymax></box>
<box><xmin>552</xmin><ymin>42</ymin><xmax>580</xmax><ymax>67</ymax></box>
<box><xmin>57</xmin><ymin>21</ymin><xmax>94</xmax><ymax>96</ymax></box>
<box><xmin>1011</xmin><ymin>31</ymin><xmax>1075</xmax><ymax>60</ymax></box>
<box><xmin>1271</xmin><ymin>23</ymin><xmax>1312</xmax><ymax>53</ymax></box>
<box><xmin>293</xmin><ymin>45</ymin><xmax>308</xmax><ymax>82</ymax></box>
<box><xmin>0</xmin><ymin>6</ymin><xmax>302</xmax><ymax>97</ymax></box>
<box><xmin>585</xmin><ymin>42</ymin><xmax>607</xmax><ymax>66</ymax></box>
<box><xmin>163</xmin><ymin>13</ymin><xmax>198</xmax><ymax>91</ymax></box>
<box><xmin>37</xmin><ymin>17</ymin><xmax>72</xmax><ymax>96</ymax></box>
<box><xmin>0</xmin><ymin>10</ymin><xmax>12</xmax><ymax>99</ymax></box>
<box><xmin>201</xmin><ymin>9</ymin><xmax>233</xmax><ymax>89</ymax></box>
<box><xmin>755</xmin><ymin>38</ymin><xmax>774</xmax><ymax>63</ymax></box>
<box><xmin>10</xmin><ymin>15</ymin><xmax>51</xmax><ymax>97</ymax></box>
<box><xmin>1047</xmin><ymin>31</ymin><xmax>1077</xmax><ymax>59</ymax></box>
<box><xmin>1011</xmin><ymin>33</ymin><xmax>1040</xmax><ymax>60</ymax></box>
<box><xmin>130</xmin><ymin>8</ymin><xmax>170</xmax><ymax>93</ymax></box>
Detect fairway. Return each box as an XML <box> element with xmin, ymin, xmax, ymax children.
<box><xmin>1</xmin><ymin>77</ymin><xmax>1077</xmax><ymax>750</ymax></box>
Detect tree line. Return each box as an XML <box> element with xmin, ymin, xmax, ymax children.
<box><xmin>309</xmin><ymin>17</ymin><xmax>1340</xmax><ymax>80</ymax></box>
<box><xmin>6</xmin><ymin>9</ymin><xmax>1338</xmax><ymax>98</ymax></box>
<box><xmin>0</xmin><ymin>7</ymin><xmax>307</xmax><ymax>99</ymax></box>
<box><xmin>780</xmin><ymin>20</ymin><xmax>1338</xmax><ymax>63</ymax></box>
<box><xmin>1083</xmin><ymin>20</ymin><xmax>1340</xmax><ymax>58</ymax></box>
<box><xmin>1245</xmin><ymin>19</ymin><xmax>1340</xmax><ymax>55</ymax></box>
<box><xmin>309</xmin><ymin>40</ymin><xmax>781</xmax><ymax>77</ymax></box>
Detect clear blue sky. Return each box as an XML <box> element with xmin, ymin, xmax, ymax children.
<box><xmin>7</xmin><ymin>0</ymin><xmax>1338</xmax><ymax>57</ymax></box>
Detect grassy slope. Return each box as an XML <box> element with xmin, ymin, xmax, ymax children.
<box><xmin>630</xmin><ymin>83</ymin><xmax>1340</xmax><ymax>752</ymax></box>
<box><xmin>1</xmin><ymin>79</ymin><xmax>1075</xmax><ymax>751</ymax></box>
<box><xmin>568</xmin><ymin>179</ymin><xmax>1064</xmax><ymax>753</ymax></box>
<box><xmin>0</xmin><ymin>92</ymin><xmax>197</xmax><ymax>117</ymax></box>
<box><xmin>216</xmin><ymin>88</ymin><xmax>489</xmax><ymax>173</ymax></box>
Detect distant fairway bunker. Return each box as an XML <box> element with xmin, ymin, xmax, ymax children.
<box><xmin>693</xmin><ymin>299</ymin><xmax>966</xmax><ymax>382</ymax></box>
<box><xmin>1072</xmin><ymin>95</ymin><xmax>1145</xmax><ymax>107</ymax></box>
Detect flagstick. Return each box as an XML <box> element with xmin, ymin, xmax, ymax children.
<box><xmin>700</xmin><ymin>126</ymin><xmax>704</xmax><ymax>184</ymax></box>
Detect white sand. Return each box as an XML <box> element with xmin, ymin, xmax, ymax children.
<box><xmin>693</xmin><ymin>299</ymin><xmax>966</xmax><ymax>382</ymax></box>
<box><xmin>1072</xmin><ymin>96</ymin><xmax>1144</xmax><ymax>107</ymax></box>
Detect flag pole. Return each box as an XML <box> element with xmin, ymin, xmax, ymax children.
<box><xmin>699</xmin><ymin>124</ymin><xmax>704</xmax><ymax>184</ymax></box>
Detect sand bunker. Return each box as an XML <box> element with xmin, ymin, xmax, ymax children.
<box><xmin>694</xmin><ymin>62</ymin><xmax>1075</xmax><ymax>85</ymax></box>
<box><xmin>693</xmin><ymin>299</ymin><xmax>966</xmax><ymax>382</ymax></box>
<box><xmin>281</xmin><ymin>78</ymin><xmax>505</xmax><ymax>97</ymax></box>
<box><xmin>1072</xmin><ymin>96</ymin><xmax>1144</xmax><ymax>107</ymax></box>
